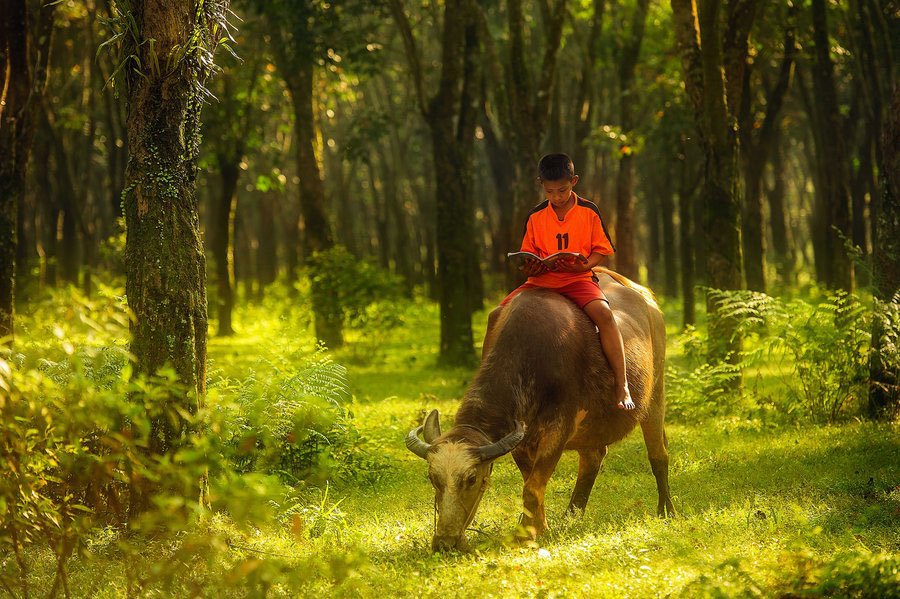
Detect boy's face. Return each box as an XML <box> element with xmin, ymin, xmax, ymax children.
<box><xmin>540</xmin><ymin>175</ymin><xmax>579</xmax><ymax>208</ymax></box>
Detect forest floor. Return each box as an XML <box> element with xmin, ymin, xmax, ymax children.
<box><xmin>18</xmin><ymin>289</ymin><xmax>900</xmax><ymax>597</ymax></box>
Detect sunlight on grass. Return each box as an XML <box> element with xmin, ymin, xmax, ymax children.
<box><xmin>11</xmin><ymin>286</ymin><xmax>898</xmax><ymax>597</ymax></box>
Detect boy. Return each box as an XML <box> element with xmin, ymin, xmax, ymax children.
<box><xmin>489</xmin><ymin>153</ymin><xmax>634</xmax><ymax>410</ymax></box>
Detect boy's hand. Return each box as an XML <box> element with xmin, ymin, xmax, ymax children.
<box><xmin>520</xmin><ymin>258</ymin><xmax>548</xmax><ymax>277</ymax></box>
<box><xmin>553</xmin><ymin>254</ymin><xmax>589</xmax><ymax>272</ymax></box>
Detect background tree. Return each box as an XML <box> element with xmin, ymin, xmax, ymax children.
<box><xmin>612</xmin><ymin>0</ymin><xmax>650</xmax><ymax>279</ymax></box>
<box><xmin>478</xmin><ymin>0</ymin><xmax>567</xmax><ymax>287</ymax></box>
<box><xmin>804</xmin><ymin>0</ymin><xmax>854</xmax><ymax>291</ymax></box>
<box><xmin>671</xmin><ymin>0</ymin><xmax>757</xmax><ymax>369</ymax></box>
<box><xmin>202</xmin><ymin>24</ymin><xmax>269</xmax><ymax>336</ymax></box>
<box><xmin>868</xmin><ymin>87</ymin><xmax>898</xmax><ymax>419</ymax></box>
<box><xmin>0</xmin><ymin>0</ymin><xmax>56</xmax><ymax>341</ymax></box>
<box><xmin>390</xmin><ymin>0</ymin><xmax>482</xmax><ymax>366</ymax></box>
<box><xmin>738</xmin><ymin>3</ymin><xmax>796</xmax><ymax>293</ymax></box>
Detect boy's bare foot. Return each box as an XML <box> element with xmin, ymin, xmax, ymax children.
<box><xmin>616</xmin><ymin>383</ymin><xmax>635</xmax><ymax>410</ymax></box>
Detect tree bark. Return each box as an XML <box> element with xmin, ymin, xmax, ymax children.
<box><xmin>122</xmin><ymin>0</ymin><xmax>224</xmax><ymax>461</ymax></box>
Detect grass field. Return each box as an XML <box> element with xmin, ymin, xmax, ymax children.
<box><xmin>13</xmin><ymin>290</ymin><xmax>900</xmax><ymax>597</ymax></box>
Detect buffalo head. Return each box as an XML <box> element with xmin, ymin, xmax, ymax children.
<box><xmin>406</xmin><ymin>409</ymin><xmax>524</xmax><ymax>552</ymax></box>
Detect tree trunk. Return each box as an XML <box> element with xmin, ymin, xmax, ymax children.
<box><xmin>0</xmin><ymin>0</ymin><xmax>55</xmax><ymax>340</ymax></box>
<box><xmin>868</xmin><ymin>86</ymin><xmax>899</xmax><ymax>419</ymax></box>
<box><xmin>613</xmin><ymin>0</ymin><xmax>650</xmax><ymax>279</ymax></box>
<box><xmin>212</xmin><ymin>162</ymin><xmax>238</xmax><ymax>336</ymax></box>
<box><xmin>767</xmin><ymin>133</ymin><xmax>793</xmax><ymax>283</ymax></box>
<box><xmin>390</xmin><ymin>0</ymin><xmax>482</xmax><ymax>364</ymax></box>
<box><xmin>645</xmin><ymin>187</ymin><xmax>661</xmax><ymax>289</ymax></box>
<box><xmin>430</xmin><ymin>4</ymin><xmax>480</xmax><ymax>365</ymax></box>
<box><xmin>122</xmin><ymin>0</ymin><xmax>222</xmax><ymax>463</ymax></box>
<box><xmin>571</xmin><ymin>0</ymin><xmax>606</xmax><ymax>183</ymax></box>
<box><xmin>368</xmin><ymin>160</ymin><xmax>390</xmax><ymax>269</ymax></box>
<box><xmin>382</xmin><ymin>152</ymin><xmax>415</xmax><ymax>296</ymax></box>
<box><xmin>672</xmin><ymin>0</ymin><xmax>755</xmax><ymax>367</ymax></box>
<box><xmin>811</xmin><ymin>0</ymin><xmax>853</xmax><ymax>290</ymax></box>
<box><xmin>678</xmin><ymin>155</ymin><xmax>696</xmax><ymax>328</ymax></box>
<box><xmin>256</xmin><ymin>193</ymin><xmax>278</xmax><ymax>297</ymax></box>
<box><xmin>660</xmin><ymin>182</ymin><xmax>678</xmax><ymax>297</ymax></box>
<box><xmin>283</xmin><ymin>57</ymin><xmax>341</xmax><ymax>348</ymax></box>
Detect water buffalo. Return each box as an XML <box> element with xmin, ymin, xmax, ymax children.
<box><xmin>406</xmin><ymin>269</ymin><xmax>674</xmax><ymax>552</ymax></box>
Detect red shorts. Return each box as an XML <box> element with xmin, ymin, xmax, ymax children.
<box><xmin>500</xmin><ymin>278</ymin><xmax>608</xmax><ymax>310</ymax></box>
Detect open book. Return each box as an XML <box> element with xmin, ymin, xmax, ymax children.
<box><xmin>507</xmin><ymin>251</ymin><xmax>588</xmax><ymax>270</ymax></box>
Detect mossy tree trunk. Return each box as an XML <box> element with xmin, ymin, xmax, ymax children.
<box><xmin>121</xmin><ymin>0</ymin><xmax>226</xmax><ymax>463</ymax></box>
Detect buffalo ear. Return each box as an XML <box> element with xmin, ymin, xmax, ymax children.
<box><xmin>423</xmin><ymin>409</ymin><xmax>442</xmax><ymax>443</ymax></box>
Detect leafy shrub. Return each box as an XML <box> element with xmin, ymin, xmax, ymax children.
<box><xmin>307</xmin><ymin>245</ymin><xmax>406</xmax><ymax>333</ymax></box>
<box><xmin>781</xmin><ymin>549</ymin><xmax>900</xmax><ymax>598</ymax></box>
<box><xmin>773</xmin><ymin>291</ymin><xmax>871</xmax><ymax>421</ymax></box>
<box><xmin>214</xmin><ymin>346</ymin><xmax>386</xmax><ymax>485</ymax></box>
<box><xmin>870</xmin><ymin>293</ymin><xmax>900</xmax><ymax>418</ymax></box>
<box><xmin>665</xmin><ymin>361</ymin><xmax>742</xmax><ymax>421</ymax></box>
<box><xmin>1</xmin><ymin>285</ymin><xmax>383</xmax><ymax>594</ymax></box>
<box><xmin>0</xmin><ymin>343</ymin><xmax>226</xmax><ymax>596</ymax></box>
<box><xmin>668</xmin><ymin>290</ymin><xmax>890</xmax><ymax>423</ymax></box>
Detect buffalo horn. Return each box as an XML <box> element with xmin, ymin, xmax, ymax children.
<box><xmin>406</xmin><ymin>425</ymin><xmax>431</xmax><ymax>459</ymax></box>
<box><xmin>476</xmin><ymin>421</ymin><xmax>526</xmax><ymax>463</ymax></box>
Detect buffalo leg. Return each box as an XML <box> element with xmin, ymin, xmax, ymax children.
<box><xmin>566</xmin><ymin>445</ymin><xmax>608</xmax><ymax>515</ymax></box>
<box><xmin>512</xmin><ymin>440</ymin><xmax>565</xmax><ymax>539</ymax></box>
<box><xmin>640</xmin><ymin>410</ymin><xmax>675</xmax><ymax>517</ymax></box>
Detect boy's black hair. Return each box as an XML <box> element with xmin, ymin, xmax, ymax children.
<box><xmin>538</xmin><ymin>153</ymin><xmax>575</xmax><ymax>181</ymax></box>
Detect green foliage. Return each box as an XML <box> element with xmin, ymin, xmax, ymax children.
<box><xmin>782</xmin><ymin>549</ymin><xmax>900</xmax><ymax>598</ymax></box>
<box><xmin>1</xmin><ymin>284</ymin><xmax>382</xmax><ymax>594</ymax></box>
<box><xmin>307</xmin><ymin>245</ymin><xmax>406</xmax><ymax>334</ymax></box>
<box><xmin>871</xmin><ymin>293</ymin><xmax>900</xmax><ymax>410</ymax></box>
<box><xmin>99</xmin><ymin>0</ymin><xmax>233</xmax><ymax>98</ymax></box>
<box><xmin>667</xmin><ymin>290</ymin><xmax>887</xmax><ymax>423</ymax></box>
<box><xmin>213</xmin><ymin>346</ymin><xmax>386</xmax><ymax>485</ymax></box>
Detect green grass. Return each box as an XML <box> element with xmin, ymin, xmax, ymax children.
<box><xmin>13</xmin><ymin>288</ymin><xmax>900</xmax><ymax>597</ymax></box>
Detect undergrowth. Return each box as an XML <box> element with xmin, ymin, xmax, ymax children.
<box><xmin>2</xmin><ymin>280</ymin><xmax>897</xmax><ymax>597</ymax></box>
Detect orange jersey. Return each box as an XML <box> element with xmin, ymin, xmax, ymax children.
<box><xmin>520</xmin><ymin>194</ymin><xmax>615</xmax><ymax>288</ymax></box>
